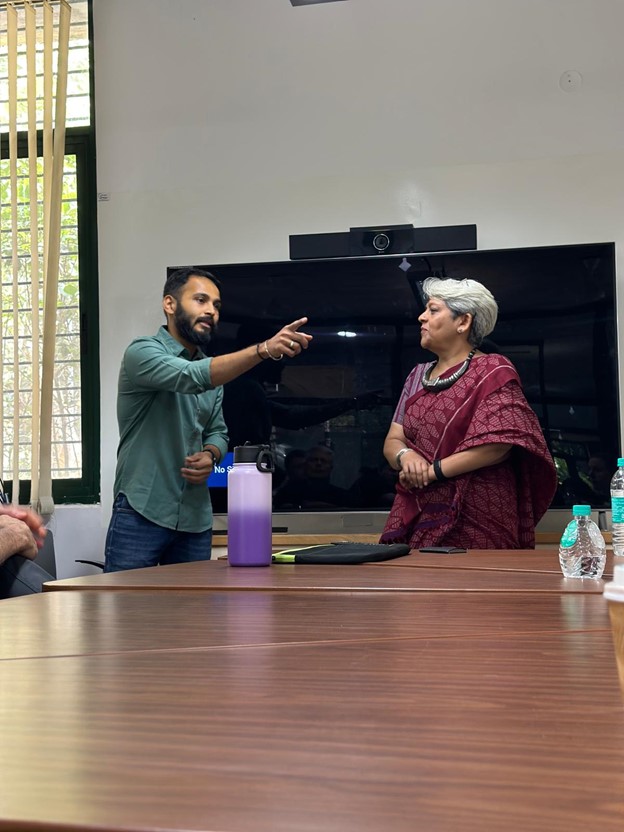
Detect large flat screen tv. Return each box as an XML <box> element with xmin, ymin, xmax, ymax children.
<box><xmin>174</xmin><ymin>241</ymin><xmax>619</xmax><ymax>534</ymax></box>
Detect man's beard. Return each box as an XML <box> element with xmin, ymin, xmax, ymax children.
<box><xmin>174</xmin><ymin>305</ymin><xmax>217</xmax><ymax>349</ymax></box>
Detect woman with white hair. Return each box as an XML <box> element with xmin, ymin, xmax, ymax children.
<box><xmin>380</xmin><ymin>277</ymin><xmax>556</xmax><ymax>549</ymax></box>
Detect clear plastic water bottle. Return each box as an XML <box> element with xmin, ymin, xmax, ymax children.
<box><xmin>227</xmin><ymin>444</ymin><xmax>274</xmax><ymax>567</ymax></box>
<box><xmin>558</xmin><ymin>504</ymin><xmax>606</xmax><ymax>579</ymax></box>
<box><xmin>610</xmin><ymin>457</ymin><xmax>624</xmax><ymax>557</ymax></box>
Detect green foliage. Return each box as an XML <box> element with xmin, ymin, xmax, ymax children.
<box><xmin>0</xmin><ymin>154</ymin><xmax>82</xmax><ymax>480</ymax></box>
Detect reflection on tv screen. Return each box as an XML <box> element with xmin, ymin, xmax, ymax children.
<box><xmin>188</xmin><ymin>242</ymin><xmax>618</xmax><ymax>514</ymax></box>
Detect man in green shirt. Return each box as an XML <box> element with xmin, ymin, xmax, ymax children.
<box><xmin>104</xmin><ymin>267</ymin><xmax>312</xmax><ymax>572</ymax></box>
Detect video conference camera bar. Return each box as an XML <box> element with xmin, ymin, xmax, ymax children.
<box><xmin>289</xmin><ymin>223</ymin><xmax>477</xmax><ymax>260</ymax></box>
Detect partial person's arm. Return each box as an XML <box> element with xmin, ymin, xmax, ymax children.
<box><xmin>384</xmin><ymin>421</ymin><xmax>431</xmax><ymax>483</ymax></box>
<box><xmin>0</xmin><ymin>513</ymin><xmax>43</xmax><ymax>564</ymax></box>
<box><xmin>382</xmin><ymin>364</ymin><xmax>432</xmax><ymax>481</ymax></box>
<box><xmin>400</xmin><ymin>443</ymin><xmax>512</xmax><ymax>490</ymax></box>
<box><xmin>0</xmin><ymin>505</ymin><xmax>46</xmax><ymax>547</ymax></box>
<box><xmin>384</xmin><ymin>421</ymin><xmax>511</xmax><ymax>490</ymax></box>
<box><xmin>181</xmin><ymin>387</ymin><xmax>229</xmax><ymax>485</ymax></box>
<box><xmin>270</xmin><ymin>391</ymin><xmax>380</xmax><ymax>430</ymax></box>
<box><xmin>125</xmin><ymin>319</ymin><xmax>313</xmax><ymax>393</ymax></box>
<box><xmin>209</xmin><ymin>318</ymin><xmax>312</xmax><ymax>387</ymax></box>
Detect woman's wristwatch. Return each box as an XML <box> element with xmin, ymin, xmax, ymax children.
<box><xmin>395</xmin><ymin>447</ymin><xmax>412</xmax><ymax>470</ymax></box>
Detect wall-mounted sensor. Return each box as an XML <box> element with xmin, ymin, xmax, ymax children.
<box><xmin>559</xmin><ymin>70</ymin><xmax>582</xmax><ymax>92</ymax></box>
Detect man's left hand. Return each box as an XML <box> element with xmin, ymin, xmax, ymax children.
<box><xmin>181</xmin><ymin>451</ymin><xmax>215</xmax><ymax>485</ymax></box>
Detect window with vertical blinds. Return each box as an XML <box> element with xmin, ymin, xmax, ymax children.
<box><xmin>0</xmin><ymin>0</ymin><xmax>98</xmax><ymax>503</ymax></box>
<box><xmin>0</xmin><ymin>0</ymin><xmax>89</xmax><ymax>130</ymax></box>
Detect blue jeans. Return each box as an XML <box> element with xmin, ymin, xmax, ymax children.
<box><xmin>104</xmin><ymin>493</ymin><xmax>213</xmax><ymax>573</ymax></box>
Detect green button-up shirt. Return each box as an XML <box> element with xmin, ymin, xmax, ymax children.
<box><xmin>114</xmin><ymin>326</ymin><xmax>229</xmax><ymax>532</ymax></box>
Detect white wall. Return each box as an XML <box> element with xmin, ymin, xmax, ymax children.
<box><xmin>55</xmin><ymin>0</ymin><xmax>624</xmax><ymax>577</ymax></box>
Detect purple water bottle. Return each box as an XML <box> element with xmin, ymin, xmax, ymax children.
<box><xmin>227</xmin><ymin>445</ymin><xmax>274</xmax><ymax>567</ymax></box>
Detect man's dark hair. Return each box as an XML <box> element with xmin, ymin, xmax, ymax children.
<box><xmin>163</xmin><ymin>267</ymin><xmax>221</xmax><ymax>300</ymax></box>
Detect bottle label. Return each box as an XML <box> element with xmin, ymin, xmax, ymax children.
<box><xmin>560</xmin><ymin>520</ymin><xmax>578</xmax><ymax>549</ymax></box>
<box><xmin>613</xmin><ymin>496</ymin><xmax>624</xmax><ymax>524</ymax></box>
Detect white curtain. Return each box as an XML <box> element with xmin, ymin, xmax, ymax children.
<box><xmin>1</xmin><ymin>0</ymin><xmax>71</xmax><ymax>513</ymax></box>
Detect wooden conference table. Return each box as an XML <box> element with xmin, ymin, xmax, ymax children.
<box><xmin>1</xmin><ymin>549</ymin><xmax>623</xmax><ymax>832</ymax></box>
<box><xmin>43</xmin><ymin>548</ymin><xmax>616</xmax><ymax>593</ymax></box>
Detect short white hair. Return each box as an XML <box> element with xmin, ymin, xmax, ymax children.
<box><xmin>422</xmin><ymin>277</ymin><xmax>498</xmax><ymax>347</ymax></box>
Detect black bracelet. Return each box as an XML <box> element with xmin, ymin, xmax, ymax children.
<box><xmin>433</xmin><ymin>458</ymin><xmax>447</xmax><ymax>481</ymax></box>
<box><xmin>204</xmin><ymin>448</ymin><xmax>218</xmax><ymax>465</ymax></box>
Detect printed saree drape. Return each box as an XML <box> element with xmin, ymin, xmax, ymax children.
<box><xmin>380</xmin><ymin>354</ymin><xmax>557</xmax><ymax>549</ymax></box>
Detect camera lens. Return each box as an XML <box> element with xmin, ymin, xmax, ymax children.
<box><xmin>372</xmin><ymin>232</ymin><xmax>390</xmax><ymax>252</ymax></box>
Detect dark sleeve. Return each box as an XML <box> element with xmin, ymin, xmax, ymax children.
<box><xmin>269</xmin><ymin>398</ymin><xmax>358</xmax><ymax>430</ymax></box>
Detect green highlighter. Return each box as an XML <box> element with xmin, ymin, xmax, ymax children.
<box><xmin>272</xmin><ymin>545</ymin><xmax>324</xmax><ymax>564</ymax></box>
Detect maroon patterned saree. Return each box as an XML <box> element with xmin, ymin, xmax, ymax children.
<box><xmin>380</xmin><ymin>354</ymin><xmax>557</xmax><ymax>549</ymax></box>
